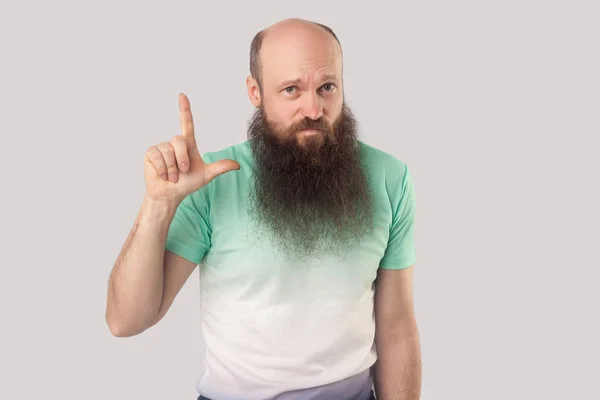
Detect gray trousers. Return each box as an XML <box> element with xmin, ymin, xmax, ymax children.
<box><xmin>198</xmin><ymin>389</ymin><xmax>376</xmax><ymax>400</ymax></box>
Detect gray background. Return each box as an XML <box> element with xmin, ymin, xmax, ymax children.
<box><xmin>1</xmin><ymin>0</ymin><xmax>598</xmax><ymax>399</ymax></box>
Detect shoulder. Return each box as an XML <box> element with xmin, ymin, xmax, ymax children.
<box><xmin>358</xmin><ymin>140</ymin><xmax>411</xmax><ymax>183</ymax></box>
<box><xmin>195</xmin><ymin>140</ymin><xmax>252</xmax><ymax>200</ymax></box>
<box><xmin>201</xmin><ymin>140</ymin><xmax>252</xmax><ymax>167</ymax></box>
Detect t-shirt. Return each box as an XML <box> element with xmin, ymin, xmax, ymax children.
<box><xmin>165</xmin><ymin>140</ymin><xmax>417</xmax><ymax>400</ymax></box>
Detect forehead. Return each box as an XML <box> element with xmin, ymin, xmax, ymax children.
<box><xmin>260</xmin><ymin>32</ymin><xmax>342</xmax><ymax>84</ymax></box>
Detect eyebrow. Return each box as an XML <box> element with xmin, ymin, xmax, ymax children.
<box><xmin>278</xmin><ymin>73</ymin><xmax>339</xmax><ymax>88</ymax></box>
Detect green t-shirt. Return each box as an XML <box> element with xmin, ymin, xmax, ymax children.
<box><xmin>165</xmin><ymin>139</ymin><xmax>416</xmax><ymax>400</ymax></box>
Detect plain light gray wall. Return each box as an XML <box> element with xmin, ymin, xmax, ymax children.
<box><xmin>1</xmin><ymin>0</ymin><xmax>598</xmax><ymax>399</ymax></box>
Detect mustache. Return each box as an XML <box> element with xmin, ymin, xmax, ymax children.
<box><xmin>284</xmin><ymin>117</ymin><xmax>333</xmax><ymax>135</ymax></box>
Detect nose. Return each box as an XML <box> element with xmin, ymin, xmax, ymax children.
<box><xmin>301</xmin><ymin>93</ymin><xmax>324</xmax><ymax>120</ymax></box>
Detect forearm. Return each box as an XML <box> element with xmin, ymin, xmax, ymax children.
<box><xmin>374</xmin><ymin>330</ymin><xmax>422</xmax><ymax>400</ymax></box>
<box><xmin>106</xmin><ymin>195</ymin><xmax>179</xmax><ymax>336</ymax></box>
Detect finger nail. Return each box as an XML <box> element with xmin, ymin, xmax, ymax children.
<box><xmin>180</xmin><ymin>162</ymin><xmax>188</xmax><ymax>171</ymax></box>
<box><xmin>161</xmin><ymin>174</ymin><xmax>168</xmax><ymax>180</ymax></box>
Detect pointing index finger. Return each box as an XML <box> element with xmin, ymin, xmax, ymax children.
<box><xmin>179</xmin><ymin>93</ymin><xmax>197</xmax><ymax>151</ymax></box>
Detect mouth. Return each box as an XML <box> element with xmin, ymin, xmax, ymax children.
<box><xmin>299</xmin><ymin>129</ymin><xmax>322</xmax><ymax>135</ymax></box>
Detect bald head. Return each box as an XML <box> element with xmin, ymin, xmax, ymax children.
<box><xmin>249</xmin><ymin>18</ymin><xmax>342</xmax><ymax>90</ymax></box>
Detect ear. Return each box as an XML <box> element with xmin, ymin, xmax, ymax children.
<box><xmin>246</xmin><ymin>75</ymin><xmax>261</xmax><ymax>108</ymax></box>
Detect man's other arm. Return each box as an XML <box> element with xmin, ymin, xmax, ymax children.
<box><xmin>373</xmin><ymin>266</ymin><xmax>422</xmax><ymax>400</ymax></box>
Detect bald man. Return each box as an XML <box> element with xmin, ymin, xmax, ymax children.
<box><xmin>106</xmin><ymin>18</ymin><xmax>421</xmax><ymax>400</ymax></box>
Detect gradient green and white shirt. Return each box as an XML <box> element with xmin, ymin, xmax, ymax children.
<box><xmin>165</xmin><ymin>140</ymin><xmax>416</xmax><ymax>400</ymax></box>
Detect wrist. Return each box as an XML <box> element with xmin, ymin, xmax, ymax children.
<box><xmin>142</xmin><ymin>194</ymin><xmax>181</xmax><ymax>210</ymax></box>
<box><xmin>139</xmin><ymin>195</ymin><xmax>180</xmax><ymax>226</ymax></box>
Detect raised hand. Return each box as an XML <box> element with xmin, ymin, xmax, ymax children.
<box><xmin>143</xmin><ymin>93</ymin><xmax>240</xmax><ymax>203</ymax></box>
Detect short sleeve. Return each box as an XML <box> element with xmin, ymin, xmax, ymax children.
<box><xmin>164</xmin><ymin>189</ymin><xmax>212</xmax><ymax>265</ymax></box>
<box><xmin>379</xmin><ymin>165</ymin><xmax>417</xmax><ymax>270</ymax></box>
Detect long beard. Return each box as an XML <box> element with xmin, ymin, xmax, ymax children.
<box><xmin>246</xmin><ymin>103</ymin><xmax>374</xmax><ymax>260</ymax></box>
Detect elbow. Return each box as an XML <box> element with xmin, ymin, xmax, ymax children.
<box><xmin>106</xmin><ymin>316</ymin><xmax>135</xmax><ymax>337</ymax></box>
<box><xmin>107</xmin><ymin>320</ymin><xmax>135</xmax><ymax>337</ymax></box>
<box><xmin>105</xmin><ymin>312</ymin><xmax>154</xmax><ymax>338</ymax></box>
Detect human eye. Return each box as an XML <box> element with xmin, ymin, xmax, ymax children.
<box><xmin>284</xmin><ymin>86</ymin><xmax>297</xmax><ymax>94</ymax></box>
<box><xmin>320</xmin><ymin>83</ymin><xmax>336</xmax><ymax>92</ymax></box>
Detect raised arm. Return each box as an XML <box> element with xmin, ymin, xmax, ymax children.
<box><xmin>105</xmin><ymin>93</ymin><xmax>240</xmax><ymax>337</ymax></box>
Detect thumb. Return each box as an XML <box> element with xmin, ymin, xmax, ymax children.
<box><xmin>204</xmin><ymin>159</ymin><xmax>241</xmax><ymax>183</ymax></box>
